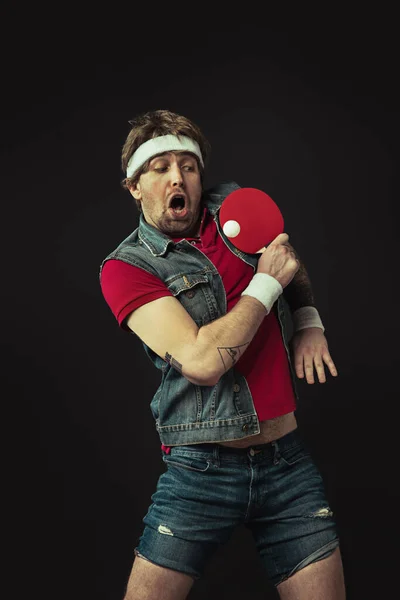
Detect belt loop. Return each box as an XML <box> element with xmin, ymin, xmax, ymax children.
<box><xmin>272</xmin><ymin>440</ymin><xmax>281</xmax><ymax>465</ymax></box>
<box><xmin>212</xmin><ymin>445</ymin><xmax>220</xmax><ymax>467</ymax></box>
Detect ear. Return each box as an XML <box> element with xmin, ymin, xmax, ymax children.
<box><xmin>128</xmin><ymin>182</ymin><xmax>142</xmax><ymax>201</ymax></box>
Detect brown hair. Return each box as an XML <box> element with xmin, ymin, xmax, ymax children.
<box><xmin>120</xmin><ymin>110</ymin><xmax>211</xmax><ymax>212</ymax></box>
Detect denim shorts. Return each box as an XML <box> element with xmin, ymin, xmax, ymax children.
<box><xmin>135</xmin><ymin>428</ymin><xmax>340</xmax><ymax>587</ymax></box>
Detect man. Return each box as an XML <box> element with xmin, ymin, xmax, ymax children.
<box><xmin>100</xmin><ymin>109</ymin><xmax>346</xmax><ymax>599</ymax></box>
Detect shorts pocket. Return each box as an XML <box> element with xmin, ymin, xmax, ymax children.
<box><xmin>280</xmin><ymin>442</ymin><xmax>311</xmax><ymax>466</ymax></box>
<box><xmin>163</xmin><ymin>451</ymin><xmax>211</xmax><ymax>473</ymax></box>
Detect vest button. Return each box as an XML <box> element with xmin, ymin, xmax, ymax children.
<box><xmin>186</xmin><ymin>290</ymin><xmax>195</xmax><ymax>299</ymax></box>
<box><xmin>242</xmin><ymin>424</ymin><xmax>249</xmax><ymax>432</ymax></box>
<box><xmin>233</xmin><ymin>383</ymin><xmax>240</xmax><ymax>393</ymax></box>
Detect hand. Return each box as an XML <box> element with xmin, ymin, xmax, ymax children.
<box><xmin>290</xmin><ymin>327</ymin><xmax>338</xmax><ymax>384</ymax></box>
<box><xmin>256</xmin><ymin>233</ymin><xmax>300</xmax><ymax>288</ymax></box>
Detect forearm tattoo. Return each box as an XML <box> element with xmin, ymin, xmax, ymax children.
<box><xmin>165</xmin><ymin>352</ymin><xmax>183</xmax><ymax>374</ymax></box>
<box><xmin>217</xmin><ymin>342</ymin><xmax>250</xmax><ymax>372</ymax></box>
<box><xmin>284</xmin><ymin>244</ymin><xmax>316</xmax><ymax>310</ymax></box>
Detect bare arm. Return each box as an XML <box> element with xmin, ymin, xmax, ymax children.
<box><xmin>281</xmin><ymin>244</ymin><xmax>338</xmax><ymax>383</ymax></box>
<box><xmin>126</xmin><ymin>294</ymin><xmax>265</xmax><ymax>386</ymax></box>
<box><xmin>126</xmin><ymin>233</ymin><xmax>298</xmax><ymax>386</ymax></box>
<box><xmin>283</xmin><ymin>243</ymin><xmax>316</xmax><ymax>310</ymax></box>
<box><xmin>192</xmin><ymin>295</ymin><xmax>266</xmax><ymax>384</ymax></box>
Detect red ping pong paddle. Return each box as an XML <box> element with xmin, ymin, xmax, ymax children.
<box><xmin>219</xmin><ymin>187</ymin><xmax>284</xmax><ymax>254</ymax></box>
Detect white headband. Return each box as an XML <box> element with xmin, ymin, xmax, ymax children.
<box><xmin>126</xmin><ymin>134</ymin><xmax>204</xmax><ymax>179</ymax></box>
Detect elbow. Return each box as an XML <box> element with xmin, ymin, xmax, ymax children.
<box><xmin>204</xmin><ymin>367</ymin><xmax>222</xmax><ymax>387</ymax></box>
<box><xmin>184</xmin><ymin>333</ymin><xmax>224</xmax><ymax>386</ymax></box>
<box><xmin>185</xmin><ymin>371</ymin><xmax>218</xmax><ymax>387</ymax></box>
<box><xmin>185</xmin><ymin>361</ymin><xmax>222</xmax><ymax>387</ymax></box>
<box><xmin>200</xmin><ymin>372</ymin><xmax>221</xmax><ymax>387</ymax></box>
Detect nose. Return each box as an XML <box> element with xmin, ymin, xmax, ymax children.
<box><xmin>170</xmin><ymin>164</ymin><xmax>183</xmax><ymax>187</ymax></box>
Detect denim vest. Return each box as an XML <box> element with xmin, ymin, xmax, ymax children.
<box><xmin>100</xmin><ymin>181</ymin><xmax>298</xmax><ymax>446</ymax></box>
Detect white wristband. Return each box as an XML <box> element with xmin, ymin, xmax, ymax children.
<box><xmin>292</xmin><ymin>306</ymin><xmax>325</xmax><ymax>332</ymax></box>
<box><xmin>241</xmin><ymin>273</ymin><xmax>283</xmax><ymax>313</ymax></box>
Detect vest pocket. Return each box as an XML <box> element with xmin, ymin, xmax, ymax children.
<box><xmin>166</xmin><ymin>271</ymin><xmax>216</xmax><ymax>327</ymax></box>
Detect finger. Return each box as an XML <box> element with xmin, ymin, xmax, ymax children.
<box><xmin>285</xmin><ymin>241</ymin><xmax>296</xmax><ymax>253</ymax></box>
<box><xmin>303</xmin><ymin>359</ymin><xmax>315</xmax><ymax>384</ymax></box>
<box><xmin>294</xmin><ymin>356</ymin><xmax>305</xmax><ymax>379</ymax></box>
<box><xmin>322</xmin><ymin>349</ymin><xmax>338</xmax><ymax>377</ymax></box>
<box><xmin>282</xmin><ymin>244</ymin><xmax>295</xmax><ymax>255</ymax></box>
<box><xmin>272</xmin><ymin>233</ymin><xmax>289</xmax><ymax>246</ymax></box>
<box><xmin>313</xmin><ymin>354</ymin><xmax>327</xmax><ymax>383</ymax></box>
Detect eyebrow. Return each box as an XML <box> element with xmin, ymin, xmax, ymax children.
<box><xmin>150</xmin><ymin>151</ymin><xmax>197</xmax><ymax>163</ymax></box>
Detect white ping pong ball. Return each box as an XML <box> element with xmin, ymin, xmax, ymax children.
<box><xmin>223</xmin><ymin>220</ymin><xmax>241</xmax><ymax>238</ymax></box>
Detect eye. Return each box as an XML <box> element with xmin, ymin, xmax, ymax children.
<box><xmin>182</xmin><ymin>165</ymin><xmax>195</xmax><ymax>171</ymax></box>
<box><xmin>155</xmin><ymin>166</ymin><xmax>168</xmax><ymax>173</ymax></box>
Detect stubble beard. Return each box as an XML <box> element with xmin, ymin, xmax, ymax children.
<box><xmin>158</xmin><ymin>205</ymin><xmax>202</xmax><ymax>238</ymax></box>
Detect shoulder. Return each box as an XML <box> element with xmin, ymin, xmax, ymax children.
<box><xmin>99</xmin><ymin>228</ymin><xmax>159</xmax><ymax>280</ymax></box>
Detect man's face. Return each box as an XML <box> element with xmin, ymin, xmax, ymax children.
<box><xmin>129</xmin><ymin>151</ymin><xmax>203</xmax><ymax>237</ymax></box>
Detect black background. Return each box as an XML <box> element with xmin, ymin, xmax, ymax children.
<box><xmin>2</xmin><ymin>8</ymin><xmax>399</xmax><ymax>600</ymax></box>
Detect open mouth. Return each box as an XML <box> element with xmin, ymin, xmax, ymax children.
<box><xmin>169</xmin><ymin>195</ymin><xmax>187</xmax><ymax>215</ymax></box>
